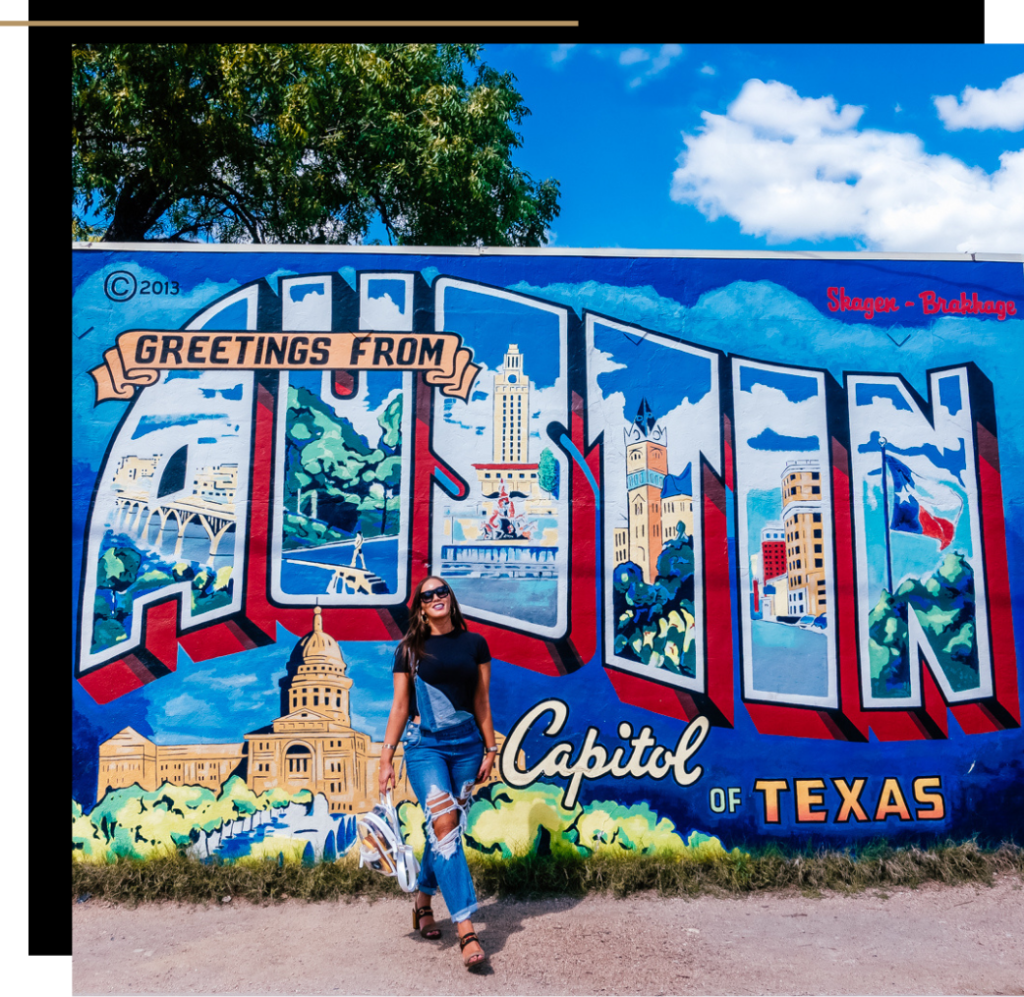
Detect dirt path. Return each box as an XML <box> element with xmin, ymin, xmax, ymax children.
<box><xmin>73</xmin><ymin>879</ymin><xmax>1024</xmax><ymax>996</ymax></box>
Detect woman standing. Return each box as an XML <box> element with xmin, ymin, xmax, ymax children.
<box><xmin>378</xmin><ymin>576</ymin><xmax>497</xmax><ymax>971</ymax></box>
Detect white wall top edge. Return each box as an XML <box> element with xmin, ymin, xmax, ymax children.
<box><xmin>72</xmin><ymin>242</ymin><xmax>1024</xmax><ymax>264</ymax></box>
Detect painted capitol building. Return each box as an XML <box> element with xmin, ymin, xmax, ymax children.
<box><xmin>98</xmin><ymin>608</ymin><xmax>512</xmax><ymax>812</ymax></box>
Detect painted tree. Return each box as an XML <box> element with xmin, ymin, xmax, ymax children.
<box><xmin>568</xmin><ymin>800</ymin><xmax>688</xmax><ymax>855</ymax></box>
<box><xmin>868</xmin><ymin>550</ymin><xmax>977</xmax><ymax>698</ymax></box>
<box><xmin>377</xmin><ymin>395</ymin><xmax>403</xmax><ymax>453</ymax></box>
<box><xmin>283</xmin><ymin>384</ymin><xmax>401</xmax><ymax>543</ymax></box>
<box><xmin>465</xmin><ymin>783</ymin><xmax>582</xmax><ymax>858</ymax></box>
<box><xmin>92</xmin><ymin>543</ymin><xmax>143</xmax><ymax>651</ymax></box>
<box><xmin>282</xmin><ymin>382</ymin><xmax>405</xmax><ymax>544</ymax></box>
<box><xmin>78</xmin><ymin>781</ymin><xmax>315</xmax><ymax>860</ymax></box>
<box><xmin>73</xmin><ymin>44</ymin><xmax>560</xmax><ymax>245</ymax></box>
<box><xmin>612</xmin><ymin>523</ymin><xmax>696</xmax><ymax>675</ymax></box>
<box><xmin>537</xmin><ymin>446</ymin><xmax>559</xmax><ymax>498</ymax></box>
<box><xmin>374</xmin><ymin>396</ymin><xmax>403</xmax><ymax>533</ymax></box>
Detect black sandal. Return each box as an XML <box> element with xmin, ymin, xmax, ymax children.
<box><xmin>459</xmin><ymin>931</ymin><xmax>487</xmax><ymax>969</ymax></box>
<box><xmin>413</xmin><ymin>904</ymin><xmax>441</xmax><ymax>939</ymax></box>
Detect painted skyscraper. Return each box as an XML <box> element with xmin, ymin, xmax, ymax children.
<box><xmin>760</xmin><ymin>523</ymin><xmax>786</xmax><ymax>581</ymax></box>
<box><xmin>781</xmin><ymin>459</ymin><xmax>826</xmax><ymax>617</ymax></box>
<box><xmin>625</xmin><ymin>399</ymin><xmax>668</xmax><ymax>584</ymax></box>
<box><xmin>492</xmin><ymin>344</ymin><xmax>530</xmax><ymax>463</ymax></box>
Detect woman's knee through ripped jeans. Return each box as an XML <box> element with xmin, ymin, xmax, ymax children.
<box><xmin>402</xmin><ymin>718</ymin><xmax>483</xmax><ymax>923</ymax></box>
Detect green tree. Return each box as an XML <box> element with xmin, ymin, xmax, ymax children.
<box><xmin>867</xmin><ymin>550</ymin><xmax>978</xmax><ymax>698</ymax></box>
<box><xmin>466</xmin><ymin>783</ymin><xmax>582</xmax><ymax>858</ymax></box>
<box><xmin>97</xmin><ymin>545</ymin><xmax>142</xmax><ymax>592</ymax></box>
<box><xmin>377</xmin><ymin>395</ymin><xmax>403</xmax><ymax>453</ymax></box>
<box><xmin>73</xmin><ymin>44</ymin><xmax>560</xmax><ymax>245</ymax></box>
<box><xmin>612</xmin><ymin>526</ymin><xmax>696</xmax><ymax>675</ymax></box>
<box><xmin>283</xmin><ymin>383</ymin><xmax>402</xmax><ymax>544</ymax></box>
<box><xmin>568</xmin><ymin>800</ymin><xmax>688</xmax><ymax>856</ymax></box>
<box><xmin>537</xmin><ymin>447</ymin><xmax>559</xmax><ymax>498</ymax></box>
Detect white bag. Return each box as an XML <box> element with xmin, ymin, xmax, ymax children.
<box><xmin>356</xmin><ymin>790</ymin><xmax>419</xmax><ymax>893</ymax></box>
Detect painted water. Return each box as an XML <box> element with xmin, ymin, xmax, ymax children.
<box><xmin>750</xmin><ymin>619</ymin><xmax>829</xmax><ymax>698</ymax></box>
<box><xmin>441</xmin><ymin>543</ymin><xmax>558</xmax><ymax>579</ymax></box>
<box><xmin>281</xmin><ymin>536</ymin><xmax>399</xmax><ymax>594</ymax></box>
<box><xmin>195</xmin><ymin>795</ymin><xmax>360</xmax><ymax>863</ymax></box>
<box><xmin>445</xmin><ymin>576</ymin><xmax>559</xmax><ymax>627</ymax></box>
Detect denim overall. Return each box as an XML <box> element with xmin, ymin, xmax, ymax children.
<box><xmin>402</xmin><ymin>672</ymin><xmax>483</xmax><ymax>923</ymax></box>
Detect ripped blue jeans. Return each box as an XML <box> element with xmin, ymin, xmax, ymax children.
<box><xmin>402</xmin><ymin>717</ymin><xmax>483</xmax><ymax>923</ymax></box>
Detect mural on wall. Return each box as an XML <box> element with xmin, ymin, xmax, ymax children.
<box><xmin>848</xmin><ymin>368</ymin><xmax>990</xmax><ymax>709</ymax></box>
<box><xmin>72</xmin><ymin>248</ymin><xmax>1024</xmax><ymax>862</ymax></box>
<box><xmin>269</xmin><ymin>273</ymin><xmax>414</xmax><ymax>606</ymax></box>
<box><xmin>586</xmin><ymin>315</ymin><xmax>723</xmax><ymax>706</ymax></box>
<box><xmin>735</xmin><ymin>360</ymin><xmax>837</xmax><ymax>709</ymax></box>
<box><xmin>430</xmin><ymin>278</ymin><xmax>570</xmax><ymax>639</ymax></box>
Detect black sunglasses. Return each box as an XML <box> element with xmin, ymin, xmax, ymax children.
<box><xmin>419</xmin><ymin>584</ymin><xmax>451</xmax><ymax>603</ymax></box>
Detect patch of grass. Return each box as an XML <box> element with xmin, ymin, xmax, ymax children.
<box><xmin>72</xmin><ymin>840</ymin><xmax>1024</xmax><ymax>906</ymax></box>
<box><xmin>72</xmin><ymin>847</ymin><xmax>406</xmax><ymax>908</ymax></box>
<box><xmin>469</xmin><ymin>839</ymin><xmax>1023</xmax><ymax>899</ymax></box>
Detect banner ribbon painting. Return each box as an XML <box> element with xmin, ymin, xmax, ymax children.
<box><xmin>89</xmin><ymin>329</ymin><xmax>481</xmax><ymax>403</ymax></box>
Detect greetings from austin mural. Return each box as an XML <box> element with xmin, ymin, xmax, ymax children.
<box><xmin>72</xmin><ymin>247</ymin><xmax>1024</xmax><ymax>863</ymax></box>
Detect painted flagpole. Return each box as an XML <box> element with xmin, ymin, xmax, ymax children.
<box><xmin>879</xmin><ymin>437</ymin><xmax>893</xmax><ymax>595</ymax></box>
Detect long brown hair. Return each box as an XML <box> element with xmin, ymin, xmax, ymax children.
<box><xmin>396</xmin><ymin>576</ymin><xmax>468</xmax><ymax>677</ymax></box>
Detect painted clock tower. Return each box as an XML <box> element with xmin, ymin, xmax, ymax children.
<box><xmin>492</xmin><ymin>344</ymin><xmax>531</xmax><ymax>464</ymax></box>
<box><xmin>625</xmin><ymin>398</ymin><xmax>668</xmax><ymax>583</ymax></box>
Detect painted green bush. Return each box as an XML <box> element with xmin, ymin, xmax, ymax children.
<box><xmin>72</xmin><ymin>776</ymin><xmax>309</xmax><ymax>862</ymax></box>
<box><xmin>403</xmin><ymin>782</ymin><xmax>738</xmax><ymax>861</ymax></box>
<box><xmin>612</xmin><ymin>524</ymin><xmax>697</xmax><ymax>677</ymax></box>
<box><xmin>869</xmin><ymin>551</ymin><xmax>978</xmax><ymax>698</ymax></box>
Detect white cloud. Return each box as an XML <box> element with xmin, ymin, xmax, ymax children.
<box><xmin>361</xmin><ymin>292</ymin><xmax>404</xmax><ymax>328</ymax></box>
<box><xmin>619</xmin><ymin>47</ymin><xmax>649</xmax><ymax>66</ymax></box>
<box><xmin>700</xmin><ymin>64</ymin><xmax>716</xmax><ymax>76</ymax></box>
<box><xmin>184</xmin><ymin>668</ymin><xmax>258</xmax><ymax>689</ymax></box>
<box><xmin>934</xmin><ymin>71</ymin><xmax>1024</xmax><ymax>131</ymax></box>
<box><xmin>670</xmin><ymin>78</ymin><xmax>1024</xmax><ymax>253</ymax></box>
<box><xmin>550</xmin><ymin>43</ymin><xmax>576</xmax><ymax>65</ymax></box>
<box><xmin>621</xmin><ymin>44</ymin><xmax>683</xmax><ymax>85</ymax></box>
<box><xmin>163</xmin><ymin>692</ymin><xmax>216</xmax><ymax>721</ymax></box>
<box><xmin>725</xmin><ymin>78</ymin><xmax>865</xmax><ymax>135</ymax></box>
<box><xmin>650</xmin><ymin>44</ymin><xmax>683</xmax><ymax>75</ymax></box>
<box><xmin>739</xmin><ymin>382</ymin><xmax>821</xmax><ymax>441</ymax></box>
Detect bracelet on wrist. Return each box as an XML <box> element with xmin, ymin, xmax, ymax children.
<box><xmin>382</xmin><ymin>742</ymin><xmax>398</xmax><ymax>751</ymax></box>
<box><xmin>485</xmin><ymin>745</ymin><xmax>499</xmax><ymax>753</ymax></box>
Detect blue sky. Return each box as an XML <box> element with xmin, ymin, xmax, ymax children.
<box><xmin>592</xmin><ymin>318</ymin><xmax>712</xmax><ymax>421</ymax></box>
<box><xmin>71</xmin><ymin>43</ymin><xmax>1024</xmax><ymax>255</ymax></box>
<box><xmin>432</xmin><ymin>44</ymin><xmax>1024</xmax><ymax>254</ymax></box>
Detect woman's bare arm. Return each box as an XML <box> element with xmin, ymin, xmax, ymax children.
<box><xmin>379</xmin><ymin>671</ymin><xmax>412</xmax><ymax>793</ymax></box>
<box><xmin>473</xmin><ymin>661</ymin><xmax>497</xmax><ymax>783</ymax></box>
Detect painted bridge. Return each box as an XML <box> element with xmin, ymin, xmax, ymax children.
<box><xmin>112</xmin><ymin>492</ymin><xmax>236</xmax><ymax>562</ymax></box>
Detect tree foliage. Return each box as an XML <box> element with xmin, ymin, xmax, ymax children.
<box><xmin>868</xmin><ymin>550</ymin><xmax>978</xmax><ymax>698</ymax></box>
<box><xmin>612</xmin><ymin>523</ymin><xmax>697</xmax><ymax>676</ymax></box>
<box><xmin>91</xmin><ymin>532</ymin><xmax>234</xmax><ymax>654</ymax></box>
<box><xmin>462</xmin><ymin>782</ymin><xmax>733</xmax><ymax>860</ymax></box>
<box><xmin>282</xmin><ymin>383</ymin><xmax>402</xmax><ymax>546</ymax></box>
<box><xmin>538</xmin><ymin>446</ymin><xmax>559</xmax><ymax>498</ymax></box>
<box><xmin>72</xmin><ymin>43</ymin><xmax>560</xmax><ymax>245</ymax></box>
<box><xmin>74</xmin><ymin>778</ymin><xmax>312</xmax><ymax>861</ymax></box>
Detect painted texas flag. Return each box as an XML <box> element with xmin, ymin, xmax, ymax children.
<box><xmin>885</xmin><ymin>454</ymin><xmax>963</xmax><ymax>550</ymax></box>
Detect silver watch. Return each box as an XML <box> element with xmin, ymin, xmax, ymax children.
<box><xmin>485</xmin><ymin>745</ymin><xmax>499</xmax><ymax>753</ymax></box>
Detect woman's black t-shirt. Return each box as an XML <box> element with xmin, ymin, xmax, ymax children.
<box><xmin>393</xmin><ymin>629</ymin><xmax>491</xmax><ymax>731</ymax></box>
